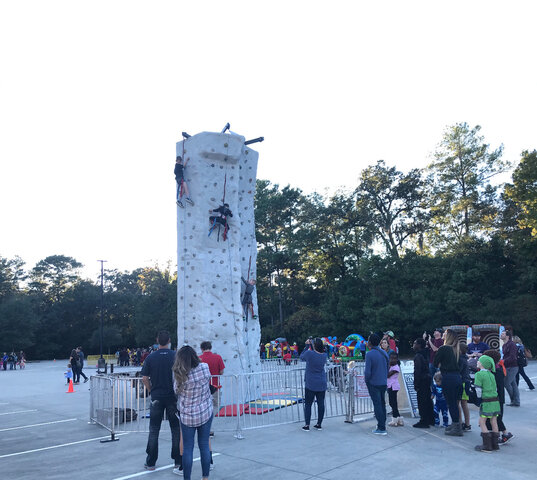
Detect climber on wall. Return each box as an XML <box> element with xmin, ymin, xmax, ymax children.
<box><xmin>241</xmin><ymin>277</ymin><xmax>257</xmax><ymax>320</ymax></box>
<box><xmin>175</xmin><ymin>156</ymin><xmax>194</xmax><ymax>208</ymax></box>
<box><xmin>208</xmin><ymin>203</ymin><xmax>233</xmax><ymax>241</ymax></box>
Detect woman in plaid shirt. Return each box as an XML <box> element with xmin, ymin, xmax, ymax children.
<box><xmin>173</xmin><ymin>346</ymin><xmax>213</xmax><ymax>479</ymax></box>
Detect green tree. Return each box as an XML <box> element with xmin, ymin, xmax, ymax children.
<box><xmin>254</xmin><ymin>180</ymin><xmax>305</xmax><ymax>326</ymax></box>
<box><xmin>355</xmin><ymin>160</ymin><xmax>429</xmax><ymax>258</ymax></box>
<box><xmin>0</xmin><ymin>256</ymin><xmax>26</xmax><ymax>300</ymax></box>
<box><xmin>428</xmin><ymin>122</ymin><xmax>506</xmax><ymax>248</ymax></box>
<box><xmin>29</xmin><ymin>255</ymin><xmax>83</xmax><ymax>303</ymax></box>
<box><xmin>504</xmin><ymin>150</ymin><xmax>537</xmax><ymax>236</ymax></box>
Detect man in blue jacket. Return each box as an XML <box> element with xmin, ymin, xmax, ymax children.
<box><xmin>365</xmin><ymin>333</ymin><xmax>389</xmax><ymax>435</ymax></box>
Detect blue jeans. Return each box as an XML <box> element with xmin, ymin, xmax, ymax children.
<box><xmin>181</xmin><ymin>415</ymin><xmax>213</xmax><ymax>480</ymax></box>
<box><xmin>367</xmin><ymin>383</ymin><xmax>387</xmax><ymax>431</ymax></box>
<box><xmin>145</xmin><ymin>396</ymin><xmax>181</xmax><ymax>468</ymax></box>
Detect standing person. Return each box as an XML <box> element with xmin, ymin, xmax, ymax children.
<box><xmin>364</xmin><ymin>334</ymin><xmax>389</xmax><ymax>435</ymax></box>
<box><xmin>199</xmin><ymin>341</ymin><xmax>225</xmax><ymax>433</ymax></box>
<box><xmin>173</xmin><ymin>346</ymin><xmax>213</xmax><ymax>480</ymax></box>
<box><xmin>2</xmin><ymin>353</ymin><xmax>8</xmax><ymax>370</ymax></box>
<box><xmin>175</xmin><ymin>156</ymin><xmax>194</xmax><ymax>208</ymax></box>
<box><xmin>433</xmin><ymin>329</ymin><xmax>463</xmax><ymax>436</ymax></box>
<box><xmin>425</xmin><ymin>328</ymin><xmax>444</xmax><ymax>380</ymax></box>
<box><xmin>141</xmin><ymin>331</ymin><xmax>181</xmax><ymax>472</ymax></box>
<box><xmin>412</xmin><ymin>338</ymin><xmax>435</xmax><ymax>428</ymax></box>
<box><xmin>501</xmin><ymin>330</ymin><xmax>520</xmax><ymax>406</ymax></box>
<box><xmin>431</xmin><ymin>373</ymin><xmax>449</xmax><ymax>428</ymax></box>
<box><xmin>458</xmin><ymin>343</ymin><xmax>472</xmax><ymax>431</ymax></box>
<box><xmin>474</xmin><ymin>355</ymin><xmax>501</xmax><ymax>452</ymax></box>
<box><xmin>380</xmin><ymin>338</ymin><xmax>395</xmax><ymax>357</ymax></box>
<box><xmin>387</xmin><ymin>352</ymin><xmax>403</xmax><ymax>427</ymax></box>
<box><xmin>383</xmin><ymin>331</ymin><xmax>397</xmax><ymax>353</ymax></box>
<box><xmin>513</xmin><ymin>335</ymin><xmax>535</xmax><ymax>391</ymax></box>
<box><xmin>467</xmin><ymin>331</ymin><xmax>489</xmax><ymax>359</ymax></box>
<box><xmin>300</xmin><ymin>337</ymin><xmax>328</xmax><ymax>431</ymax></box>
<box><xmin>69</xmin><ymin>348</ymin><xmax>80</xmax><ymax>384</ymax></box>
<box><xmin>77</xmin><ymin>347</ymin><xmax>89</xmax><ymax>383</ymax></box>
<box><xmin>483</xmin><ymin>349</ymin><xmax>514</xmax><ymax>445</ymax></box>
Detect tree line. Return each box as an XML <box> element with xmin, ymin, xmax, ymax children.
<box><xmin>2</xmin><ymin>122</ymin><xmax>537</xmax><ymax>357</ymax></box>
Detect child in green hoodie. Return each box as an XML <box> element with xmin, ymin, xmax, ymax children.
<box><xmin>474</xmin><ymin>354</ymin><xmax>501</xmax><ymax>452</ymax></box>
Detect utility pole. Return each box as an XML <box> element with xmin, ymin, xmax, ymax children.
<box><xmin>97</xmin><ymin>260</ymin><xmax>107</xmax><ymax>363</ymax></box>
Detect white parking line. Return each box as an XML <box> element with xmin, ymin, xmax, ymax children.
<box><xmin>0</xmin><ymin>433</ymin><xmax>129</xmax><ymax>458</ymax></box>
<box><xmin>112</xmin><ymin>453</ymin><xmax>221</xmax><ymax>480</ymax></box>
<box><xmin>0</xmin><ymin>418</ymin><xmax>77</xmax><ymax>432</ymax></box>
<box><xmin>0</xmin><ymin>409</ymin><xmax>38</xmax><ymax>416</ymax></box>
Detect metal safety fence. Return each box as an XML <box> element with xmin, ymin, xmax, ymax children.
<box><xmin>89</xmin><ymin>363</ymin><xmax>374</xmax><ymax>440</ymax></box>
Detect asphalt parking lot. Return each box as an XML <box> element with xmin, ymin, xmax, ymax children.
<box><xmin>1</xmin><ymin>360</ymin><xmax>536</xmax><ymax>480</ymax></box>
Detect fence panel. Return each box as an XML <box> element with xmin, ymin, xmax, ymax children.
<box><xmin>89</xmin><ymin>363</ymin><xmax>374</xmax><ymax>438</ymax></box>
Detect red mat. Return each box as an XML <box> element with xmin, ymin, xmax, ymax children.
<box><xmin>215</xmin><ymin>404</ymin><xmax>246</xmax><ymax>417</ymax></box>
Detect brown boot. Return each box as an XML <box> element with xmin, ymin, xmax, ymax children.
<box><xmin>490</xmin><ymin>432</ymin><xmax>499</xmax><ymax>451</ymax></box>
<box><xmin>475</xmin><ymin>432</ymin><xmax>493</xmax><ymax>453</ymax></box>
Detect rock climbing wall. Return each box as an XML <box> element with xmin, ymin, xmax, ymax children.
<box><xmin>176</xmin><ymin>131</ymin><xmax>261</xmax><ymax>383</ymax></box>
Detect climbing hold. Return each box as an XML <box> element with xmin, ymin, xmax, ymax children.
<box><xmin>224</xmin><ymin>143</ymin><xmax>228</xmax><ymax>147</ymax></box>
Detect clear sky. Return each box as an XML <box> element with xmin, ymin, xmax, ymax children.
<box><xmin>1</xmin><ymin>1</ymin><xmax>536</xmax><ymax>281</ymax></box>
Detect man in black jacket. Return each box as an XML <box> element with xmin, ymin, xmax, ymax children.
<box><xmin>413</xmin><ymin>338</ymin><xmax>435</xmax><ymax>428</ymax></box>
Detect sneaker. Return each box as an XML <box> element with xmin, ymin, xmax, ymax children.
<box><xmin>462</xmin><ymin>424</ymin><xmax>471</xmax><ymax>431</ymax></box>
<box><xmin>84</xmin><ymin>378</ymin><xmax>89</xmax><ymax>383</ymax></box>
<box><xmin>302</xmin><ymin>425</ymin><xmax>310</xmax><ymax>431</ymax></box>
<box><xmin>176</xmin><ymin>200</ymin><xmax>184</xmax><ymax>208</ymax></box>
<box><xmin>209</xmin><ymin>431</ymin><xmax>214</xmax><ymax>437</ymax></box>
<box><xmin>526</xmin><ymin>388</ymin><xmax>535</xmax><ymax>392</ymax></box>
<box><xmin>210</xmin><ymin>464</ymin><xmax>214</xmax><ymax>471</ymax></box>
<box><xmin>185</xmin><ymin>197</ymin><xmax>194</xmax><ymax>206</ymax></box>
<box><xmin>372</xmin><ymin>428</ymin><xmax>387</xmax><ymax>435</ymax></box>
<box><xmin>144</xmin><ymin>464</ymin><xmax>156</xmax><ymax>471</ymax></box>
<box><xmin>172</xmin><ymin>465</ymin><xmax>183</xmax><ymax>475</ymax></box>
<box><xmin>313</xmin><ymin>424</ymin><xmax>322</xmax><ymax>430</ymax></box>
<box><xmin>499</xmin><ymin>432</ymin><xmax>514</xmax><ymax>445</ymax></box>
<box><xmin>507</xmin><ymin>403</ymin><xmax>520</xmax><ymax>407</ymax></box>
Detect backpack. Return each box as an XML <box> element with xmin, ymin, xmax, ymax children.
<box><xmin>517</xmin><ymin>344</ymin><xmax>527</xmax><ymax>368</ymax></box>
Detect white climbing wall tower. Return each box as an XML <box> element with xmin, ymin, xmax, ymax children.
<box><xmin>176</xmin><ymin>131</ymin><xmax>261</xmax><ymax>380</ymax></box>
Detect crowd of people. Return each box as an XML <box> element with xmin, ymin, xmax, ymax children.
<box><xmin>1</xmin><ymin>351</ymin><xmax>26</xmax><ymax>370</ymax></box>
<box><xmin>406</xmin><ymin>328</ymin><xmax>530</xmax><ymax>452</ymax></box>
<box><xmin>298</xmin><ymin>327</ymin><xmax>532</xmax><ymax>454</ymax></box>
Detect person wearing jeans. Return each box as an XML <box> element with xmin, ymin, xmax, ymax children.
<box><xmin>364</xmin><ymin>334</ymin><xmax>389</xmax><ymax>434</ymax></box>
<box><xmin>141</xmin><ymin>331</ymin><xmax>182</xmax><ymax>471</ymax></box>
<box><xmin>433</xmin><ymin>329</ymin><xmax>463</xmax><ymax>436</ymax></box>
<box><xmin>501</xmin><ymin>330</ymin><xmax>520</xmax><ymax>406</ymax></box>
<box><xmin>146</xmin><ymin>397</ymin><xmax>181</xmax><ymax>468</ymax></box>
<box><xmin>181</xmin><ymin>414</ymin><xmax>213</xmax><ymax>479</ymax></box>
<box><xmin>300</xmin><ymin>337</ymin><xmax>328</xmax><ymax>431</ymax></box>
<box><xmin>174</xmin><ymin>346</ymin><xmax>213</xmax><ymax>480</ymax></box>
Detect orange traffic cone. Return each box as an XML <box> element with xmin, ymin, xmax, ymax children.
<box><xmin>66</xmin><ymin>379</ymin><xmax>75</xmax><ymax>393</ymax></box>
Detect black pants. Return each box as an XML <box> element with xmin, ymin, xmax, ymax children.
<box><xmin>516</xmin><ymin>366</ymin><xmax>535</xmax><ymax>389</ymax></box>
<box><xmin>387</xmin><ymin>387</ymin><xmax>400</xmax><ymax>418</ymax></box>
<box><xmin>416</xmin><ymin>380</ymin><xmax>435</xmax><ymax>425</ymax></box>
<box><xmin>72</xmin><ymin>365</ymin><xmax>80</xmax><ymax>383</ymax></box>
<box><xmin>441</xmin><ymin>372</ymin><xmax>462</xmax><ymax>423</ymax></box>
<box><xmin>304</xmin><ymin>388</ymin><xmax>325</xmax><ymax>426</ymax></box>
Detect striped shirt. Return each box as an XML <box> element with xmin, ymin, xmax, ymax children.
<box><xmin>177</xmin><ymin>363</ymin><xmax>213</xmax><ymax>427</ymax></box>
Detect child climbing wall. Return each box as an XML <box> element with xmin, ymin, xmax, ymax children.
<box><xmin>176</xmin><ymin>131</ymin><xmax>261</xmax><ymax>383</ymax></box>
